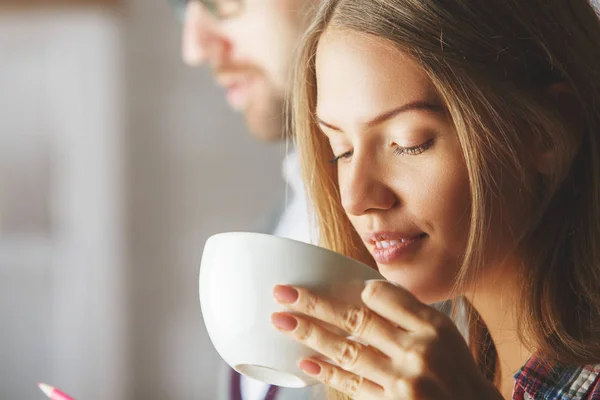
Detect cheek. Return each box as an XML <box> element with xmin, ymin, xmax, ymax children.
<box><xmin>275</xmin><ymin>0</ymin><xmax>304</xmax><ymax>11</ymax></box>
<box><xmin>229</xmin><ymin>23</ymin><xmax>278</xmax><ymax>69</ymax></box>
<box><xmin>409</xmin><ymin>155</ymin><xmax>471</xmax><ymax>252</ymax></box>
<box><xmin>230</xmin><ymin>5</ymin><xmax>301</xmax><ymax>85</ymax></box>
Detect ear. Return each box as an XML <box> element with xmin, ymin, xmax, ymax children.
<box><xmin>534</xmin><ymin>82</ymin><xmax>584</xmax><ymax>175</ymax></box>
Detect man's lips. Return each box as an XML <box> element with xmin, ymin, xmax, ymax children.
<box><xmin>217</xmin><ymin>72</ymin><xmax>258</xmax><ymax>89</ymax></box>
<box><xmin>220</xmin><ymin>77</ymin><xmax>254</xmax><ymax>110</ymax></box>
<box><xmin>216</xmin><ymin>67</ymin><xmax>268</xmax><ymax>110</ymax></box>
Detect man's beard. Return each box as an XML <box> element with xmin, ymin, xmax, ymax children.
<box><xmin>215</xmin><ymin>64</ymin><xmax>286</xmax><ymax>142</ymax></box>
<box><xmin>244</xmin><ymin>87</ymin><xmax>284</xmax><ymax>141</ymax></box>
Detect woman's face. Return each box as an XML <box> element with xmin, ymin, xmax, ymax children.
<box><xmin>315</xmin><ymin>30</ymin><xmax>472</xmax><ymax>303</ymax></box>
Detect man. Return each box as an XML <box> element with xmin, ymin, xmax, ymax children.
<box><xmin>169</xmin><ymin>0</ymin><xmax>321</xmax><ymax>399</ymax></box>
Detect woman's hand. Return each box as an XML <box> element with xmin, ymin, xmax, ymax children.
<box><xmin>270</xmin><ymin>280</ymin><xmax>502</xmax><ymax>399</ymax></box>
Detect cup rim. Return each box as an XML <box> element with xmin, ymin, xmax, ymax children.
<box><xmin>206</xmin><ymin>231</ymin><xmax>371</xmax><ymax>268</ymax></box>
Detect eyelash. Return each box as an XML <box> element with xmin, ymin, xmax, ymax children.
<box><xmin>328</xmin><ymin>139</ymin><xmax>434</xmax><ymax>164</ymax></box>
<box><xmin>393</xmin><ymin>138</ymin><xmax>434</xmax><ymax>156</ymax></box>
<box><xmin>329</xmin><ymin>150</ymin><xmax>353</xmax><ymax>164</ymax></box>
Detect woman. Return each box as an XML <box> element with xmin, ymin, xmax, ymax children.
<box><xmin>268</xmin><ymin>0</ymin><xmax>600</xmax><ymax>399</ymax></box>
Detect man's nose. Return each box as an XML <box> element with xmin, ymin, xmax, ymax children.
<box><xmin>181</xmin><ymin>2</ymin><xmax>230</xmax><ymax>67</ymax></box>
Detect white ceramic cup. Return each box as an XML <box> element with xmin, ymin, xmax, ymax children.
<box><xmin>199</xmin><ymin>232</ymin><xmax>384</xmax><ymax>388</ymax></box>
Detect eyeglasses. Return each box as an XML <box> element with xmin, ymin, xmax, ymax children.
<box><xmin>170</xmin><ymin>0</ymin><xmax>245</xmax><ymax>22</ymax></box>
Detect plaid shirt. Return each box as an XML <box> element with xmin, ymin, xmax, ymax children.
<box><xmin>513</xmin><ymin>355</ymin><xmax>600</xmax><ymax>399</ymax></box>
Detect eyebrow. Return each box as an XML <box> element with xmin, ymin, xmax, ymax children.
<box><xmin>316</xmin><ymin>101</ymin><xmax>445</xmax><ymax>132</ymax></box>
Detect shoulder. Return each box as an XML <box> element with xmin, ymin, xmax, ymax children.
<box><xmin>586</xmin><ymin>369</ymin><xmax>600</xmax><ymax>399</ymax></box>
<box><xmin>515</xmin><ymin>356</ymin><xmax>600</xmax><ymax>400</ymax></box>
<box><xmin>567</xmin><ymin>363</ymin><xmax>600</xmax><ymax>399</ymax></box>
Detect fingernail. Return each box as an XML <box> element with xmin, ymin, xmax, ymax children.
<box><xmin>273</xmin><ymin>285</ymin><xmax>299</xmax><ymax>304</ymax></box>
<box><xmin>299</xmin><ymin>360</ymin><xmax>321</xmax><ymax>375</ymax></box>
<box><xmin>271</xmin><ymin>312</ymin><xmax>298</xmax><ymax>331</ymax></box>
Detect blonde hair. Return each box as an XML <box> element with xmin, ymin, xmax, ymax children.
<box><xmin>291</xmin><ymin>0</ymin><xmax>600</xmax><ymax>394</ymax></box>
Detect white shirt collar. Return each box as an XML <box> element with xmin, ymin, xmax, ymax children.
<box><xmin>282</xmin><ymin>149</ymin><xmax>304</xmax><ymax>197</ymax></box>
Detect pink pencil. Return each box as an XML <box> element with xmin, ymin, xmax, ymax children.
<box><xmin>38</xmin><ymin>383</ymin><xmax>76</xmax><ymax>400</ymax></box>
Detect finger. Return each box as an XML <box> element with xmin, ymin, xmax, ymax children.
<box><xmin>361</xmin><ymin>280</ymin><xmax>447</xmax><ymax>333</ymax></box>
<box><xmin>273</xmin><ymin>285</ymin><xmax>404</xmax><ymax>355</ymax></box>
<box><xmin>298</xmin><ymin>358</ymin><xmax>384</xmax><ymax>400</ymax></box>
<box><xmin>271</xmin><ymin>312</ymin><xmax>398</xmax><ymax>386</ymax></box>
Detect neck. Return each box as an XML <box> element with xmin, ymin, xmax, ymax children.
<box><xmin>465</xmin><ymin>260</ymin><xmax>532</xmax><ymax>399</ymax></box>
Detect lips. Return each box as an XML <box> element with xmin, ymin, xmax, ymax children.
<box><xmin>364</xmin><ymin>232</ymin><xmax>428</xmax><ymax>264</ymax></box>
<box><xmin>374</xmin><ymin>238</ymin><xmax>418</xmax><ymax>249</ymax></box>
<box><xmin>217</xmin><ymin>75</ymin><xmax>255</xmax><ymax>110</ymax></box>
<box><xmin>227</xmin><ymin>80</ymin><xmax>254</xmax><ymax>109</ymax></box>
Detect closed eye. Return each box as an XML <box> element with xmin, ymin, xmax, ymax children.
<box><xmin>393</xmin><ymin>139</ymin><xmax>434</xmax><ymax>156</ymax></box>
<box><xmin>328</xmin><ymin>150</ymin><xmax>353</xmax><ymax>164</ymax></box>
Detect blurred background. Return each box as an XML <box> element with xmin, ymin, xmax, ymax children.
<box><xmin>0</xmin><ymin>0</ymin><xmax>286</xmax><ymax>399</ymax></box>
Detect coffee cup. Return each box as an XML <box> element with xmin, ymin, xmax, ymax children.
<box><xmin>199</xmin><ymin>232</ymin><xmax>384</xmax><ymax>388</ymax></box>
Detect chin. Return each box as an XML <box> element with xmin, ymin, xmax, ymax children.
<box><xmin>244</xmin><ymin>95</ymin><xmax>284</xmax><ymax>142</ymax></box>
<box><xmin>247</xmin><ymin>121</ymin><xmax>284</xmax><ymax>142</ymax></box>
<box><xmin>378</xmin><ymin>266</ymin><xmax>453</xmax><ymax>305</ymax></box>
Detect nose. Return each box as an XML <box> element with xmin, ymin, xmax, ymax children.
<box><xmin>340</xmin><ymin>153</ymin><xmax>398</xmax><ymax>217</ymax></box>
<box><xmin>181</xmin><ymin>2</ymin><xmax>230</xmax><ymax>67</ymax></box>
